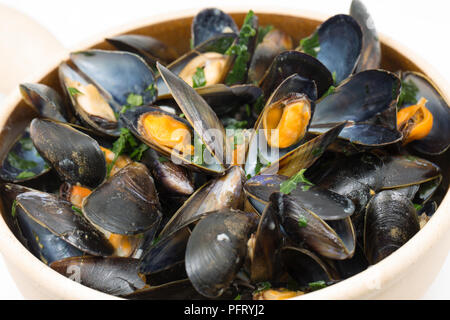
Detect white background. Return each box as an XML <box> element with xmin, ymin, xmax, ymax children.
<box><xmin>0</xmin><ymin>0</ymin><xmax>448</xmax><ymax>299</ymax></box>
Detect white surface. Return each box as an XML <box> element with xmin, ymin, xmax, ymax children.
<box><xmin>0</xmin><ymin>0</ymin><xmax>448</xmax><ymax>300</ymax></box>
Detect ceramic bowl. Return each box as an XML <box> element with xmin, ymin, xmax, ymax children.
<box><xmin>0</xmin><ymin>7</ymin><xmax>449</xmax><ymax>300</ymax></box>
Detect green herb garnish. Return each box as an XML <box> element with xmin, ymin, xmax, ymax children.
<box><xmin>67</xmin><ymin>87</ymin><xmax>83</xmax><ymax>97</ymax></box>
<box><xmin>332</xmin><ymin>71</ymin><xmax>337</xmax><ymax>84</ymax></box>
<box><xmin>192</xmin><ymin>135</ymin><xmax>206</xmax><ymax>166</ymax></box>
<box><xmin>16</xmin><ymin>171</ymin><xmax>36</xmax><ymax>180</ymax></box>
<box><xmin>299</xmin><ymin>32</ymin><xmax>320</xmax><ymax>58</ymax></box>
<box><xmin>254</xmin><ymin>281</ymin><xmax>272</xmax><ymax>293</ymax></box>
<box><xmin>19</xmin><ymin>138</ymin><xmax>34</xmax><ymax>151</ymax></box>
<box><xmin>126</xmin><ymin>93</ymin><xmax>144</xmax><ymax>107</ymax></box>
<box><xmin>224</xmin><ymin>118</ymin><xmax>248</xmax><ymax>130</ymax></box>
<box><xmin>252</xmin><ymin>95</ymin><xmax>265</xmax><ymax>114</ymax></box>
<box><xmin>145</xmin><ymin>83</ymin><xmax>157</xmax><ymax>97</ymax></box>
<box><xmin>158</xmin><ymin>156</ymin><xmax>169</xmax><ymax>163</ymax></box>
<box><xmin>7</xmin><ymin>152</ymin><xmax>37</xmax><ymax>170</ymax></box>
<box><xmin>11</xmin><ymin>200</ymin><xmax>17</xmax><ymax>218</ymax></box>
<box><xmin>225</xmin><ymin>10</ymin><xmax>257</xmax><ymax>85</ymax></box>
<box><xmin>233</xmin><ymin>131</ymin><xmax>245</xmax><ymax>150</ymax></box>
<box><xmin>234</xmin><ymin>294</ymin><xmax>242</xmax><ymax>300</ymax></box>
<box><xmin>107</xmin><ymin>128</ymin><xmax>138</xmax><ymax>176</ymax></box>
<box><xmin>257</xmin><ymin>25</ymin><xmax>274</xmax><ymax>44</ymax></box>
<box><xmin>414</xmin><ymin>203</ymin><xmax>423</xmax><ymax>212</ymax></box>
<box><xmin>398</xmin><ymin>80</ymin><xmax>419</xmax><ymax>106</ymax></box>
<box><xmin>279</xmin><ymin>169</ymin><xmax>314</xmax><ymax>195</ymax></box>
<box><xmin>308</xmin><ymin>280</ymin><xmax>327</xmax><ymax>291</ymax></box>
<box><xmin>71</xmin><ymin>206</ymin><xmax>83</xmax><ymax>216</ymax></box>
<box><xmin>298</xmin><ymin>215</ymin><xmax>308</xmax><ymax>227</ymax></box>
<box><xmin>321</xmin><ymin>85</ymin><xmax>336</xmax><ymax>99</ymax></box>
<box><xmin>129</xmin><ymin>143</ymin><xmax>149</xmax><ymax>161</ymax></box>
<box><xmin>192</xmin><ymin>67</ymin><xmax>207</xmax><ymax>88</ymax></box>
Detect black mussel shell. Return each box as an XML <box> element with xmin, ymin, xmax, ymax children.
<box><xmin>70</xmin><ymin>50</ymin><xmax>157</xmax><ymax>106</ymax></box>
<box><xmin>125</xmin><ymin>279</ymin><xmax>205</xmax><ymax>300</ymax></box>
<box><xmin>29</xmin><ymin>119</ymin><xmax>106</xmax><ymax>188</ymax></box>
<box><xmin>82</xmin><ymin>162</ymin><xmax>162</xmax><ymax>236</ymax></box>
<box><xmin>260</xmin><ymin>50</ymin><xmax>333</xmax><ymax>98</ymax></box>
<box><xmin>50</xmin><ymin>256</ymin><xmax>147</xmax><ymax>296</ymax></box>
<box><xmin>245</xmin><ymin>174</ymin><xmax>355</xmax><ymax>221</ymax></box>
<box><xmin>106</xmin><ymin>34</ymin><xmax>178</xmax><ymax>67</ymax></box>
<box><xmin>191</xmin><ymin>8</ymin><xmax>239</xmax><ymax>47</ymax></box>
<box><xmin>15</xmin><ymin>190</ymin><xmax>114</xmax><ymax>256</ymax></box>
<box><xmin>185</xmin><ymin>209</ymin><xmax>258</xmax><ymax>298</ymax></box>
<box><xmin>350</xmin><ymin>0</ymin><xmax>381</xmax><ymax>71</ymax></box>
<box><xmin>19</xmin><ymin>83</ymin><xmax>69</xmax><ymax>122</ymax></box>
<box><xmin>400</xmin><ymin>72</ymin><xmax>450</xmax><ymax>155</ymax></box>
<box><xmin>364</xmin><ymin>190</ymin><xmax>420</xmax><ymax>264</ymax></box>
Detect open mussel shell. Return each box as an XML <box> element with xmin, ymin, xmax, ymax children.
<box><xmin>29</xmin><ymin>119</ymin><xmax>106</xmax><ymax>188</ymax></box>
<box><xmin>0</xmin><ymin>129</ymin><xmax>51</xmax><ymax>183</ymax></box>
<box><xmin>155</xmin><ymin>34</ymin><xmax>237</xmax><ymax>97</ymax></box>
<box><xmin>399</xmin><ymin>71</ymin><xmax>450</xmax><ymax>155</ymax></box>
<box><xmin>248</xmin><ymin>198</ymin><xmax>283</xmax><ymax>282</ymax></box>
<box><xmin>157</xmin><ymin>83</ymin><xmax>262</xmax><ymax>117</ymax></box>
<box><xmin>191</xmin><ymin>8</ymin><xmax>239</xmax><ymax>48</ymax></box>
<box><xmin>350</xmin><ymin>0</ymin><xmax>381</xmax><ymax>71</ymax></box>
<box><xmin>259</xmin><ymin>123</ymin><xmax>346</xmax><ymax>177</ymax></box>
<box><xmin>157</xmin><ymin>62</ymin><xmax>229</xmax><ymax>170</ymax></box>
<box><xmin>364</xmin><ymin>190</ymin><xmax>420</xmax><ymax>265</ymax></box>
<box><xmin>82</xmin><ymin>162</ymin><xmax>162</xmax><ymax>236</ymax></box>
<box><xmin>14</xmin><ymin>203</ymin><xmax>84</xmax><ymax>265</ymax></box>
<box><xmin>281</xmin><ymin>246</ymin><xmax>336</xmax><ymax>286</ymax></box>
<box><xmin>59</xmin><ymin>62</ymin><xmax>121</xmax><ymax>136</ymax></box>
<box><xmin>259</xmin><ymin>50</ymin><xmax>333</xmax><ymax>99</ymax></box>
<box><xmin>70</xmin><ymin>50</ymin><xmax>157</xmax><ymax>106</ymax></box>
<box><xmin>248</xmin><ymin>29</ymin><xmax>293</xmax><ymax>84</ymax></box>
<box><xmin>15</xmin><ymin>190</ymin><xmax>114</xmax><ymax>256</ymax></box>
<box><xmin>140</xmin><ymin>148</ymin><xmax>194</xmax><ymax>196</ymax></box>
<box><xmin>303</xmin><ymin>14</ymin><xmax>362</xmax><ymax>84</ymax></box>
<box><xmin>310</xmin><ymin>70</ymin><xmax>402</xmax><ymax>146</ymax></box>
<box><xmin>50</xmin><ymin>256</ymin><xmax>147</xmax><ymax>296</ymax></box>
<box><xmin>106</xmin><ymin>34</ymin><xmax>178</xmax><ymax>67</ymax></box>
<box><xmin>158</xmin><ymin>166</ymin><xmax>245</xmax><ymax>239</ymax></box>
<box><xmin>139</xmin><ymin>227</ymin><xmax>190</xmax><ymax>276</ymax></box>
<box><xmin>19</xmin><ymin>83</ymin><xmax>69</xmax><ymax>122</ymax></box>
<box><xmin>245</xmin><ymin>174</ymin><xmax>355</xmax><ymax>221</ymax></box>
<box><xmin>270</xmin><ymin>192</ymin><xmax>356</xmax><ymax>260</ymax></box>
<box><xmin>121</xmin><ymin>105</ymin><xmax>223</xmax><ymax>175</ymax></box>
<box><xmin>378</xmin><ymin>154</ymin><xmax>441</xmax><ymax>190</ymax></box>
<box><xmin>125</xmin><ymin>278</ymin><xmax>205</xmax><ymax>300</ymax></box>
<box><xmin>185</xmin><ymin>209</ymin><xmax>258</xmax><ymax>298</ymax></box>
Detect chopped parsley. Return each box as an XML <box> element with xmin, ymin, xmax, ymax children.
<box><xmin>321</xmin><ymin>85</ymin><xmax>336</xmax><ymax>99</ymax></box>
<box><xmin>107</xmin><ymin>128</ymin><xmax>138</xmax><ymax>176</ymax></box>
<box><xmin>254</xmin><ymin>281</ymin><xmax>272</xmax><ymax>294</ymax></box>
<box><xmin>126</xmin><ymin>93</ymin><xmax>144</xmax><ymax>107</ymax></box>
<box><xmin>19</xmin><ymin>138</ymin><xmax>34</xmax><ymax>151</ymax></box>
<box><xmin>298</xmin><ymin>215</ymin><xmax>308</xmax><ymax>227</ymax></box>
<box><xmin>279</xmin><ymin>169</ymin><xmax>314</xmax><ymax>194</ymax></box>
<box><xmin>192</xmin><ymin>135</ymin><xmax>206</xmax><ymax>166</ymax></box>
<box><xmin>7</xmin><ymin>152</ymin><xmax>37</xmax><ymax>170</ymax></box>
<box><xmin>299</xmin><ymin>32</ymin><xmax>320</xmax><ymax>58</ymax></box>
<box><xmin>252</xmin><ymin>95</ymin><xmax>265</xmax><ymax>114</ymax></box>
<box><xmin>224</xmin><ymin>118</ymin><xmax>248</xmax><ymax>130</ymax></box>
<box><xmin>256</xmin><ymin>25</ymin><xmax>274</xmax><ymax>44</ymax></box>
<box><xmin>414</xmin><ymin>203</ymin><xmax>423</xmax><ymax>212</ymax></box>
<box><xmin>225</xmin><ymin>10</ymin><xmax>257</xmax><ymax>85</ymax></box>
<box><xmin>67</xmin><ymin>87</ymin><xmax>83</xmax><ymax>97</ymax></box>
<box><xmin>332</xmin><ymin>71</ymin><xmax>337</xmax><ymax>84</ymax></box>
<box><xmin>11</xmin><ymin>200</ymin><xmax>17</xmax><ymax>218</ymax></box>
<box><xmin>192</xmin><ymin>67</ymin><xmax>206</xmax><ymax>88</ymax></box>
<box><xmin>398</xmin><ymin>80</ymin><xmax>419</xmax><ymax>106</ymax></box>
<box><xmin>145</xmin><ymin>83</ymin><xmax>157</xmax><ymax>97</ymax></box>
<box><xmin>158</xmin><ymin>156</ymin><xmax>169</xmax><ymax>163</ymax></box>
<box><xmin>16</xmin><ymin>171</ymin><xmax>36</xmax><ymax>180</ymax></box>
<box><xmin>71</xmin><ymin>205</ymin><xmax>83</xmax><ymax>216</ymax></box>
<box><xmin>233</xmin><ymin>131</ymin><xmax>245</xmax><ymax>150</ymax></box>
<box><xmin>129</xmin><ymin>143</ymin><xmax>149</xmax><ymax>161</ymax></box>
<box><xmin>308</xmin><ymin>280</ymin><xmax>327</xmax><ymax>291</ymax></box>
<box><xmin>234</xmin><ymin>294</ymin><xmax>242</xmax><ymax>300</ymax></box>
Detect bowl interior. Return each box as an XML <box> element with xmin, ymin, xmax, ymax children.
<box><xmin>0</xmin><ymin>10</ymin><xmax>448</xmax><ymax>299</ymax></box>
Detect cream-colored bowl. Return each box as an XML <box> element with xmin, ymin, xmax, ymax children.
<box><xmin>0</xmin><ymin>7</ymin><xmax>449</xmax><ymax>300</ymax></box>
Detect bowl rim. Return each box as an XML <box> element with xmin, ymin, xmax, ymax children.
<box><xmin>0</xmin><ymin>5</ymin><xmax>449</xmax><ymax>300</ymax></box>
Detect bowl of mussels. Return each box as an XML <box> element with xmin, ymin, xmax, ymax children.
<box><xmin>0</xmin><ymin>1</ymin><xmax>449</xmax><ymax>300</ymax></box>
